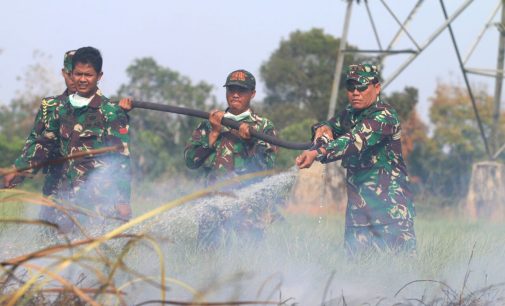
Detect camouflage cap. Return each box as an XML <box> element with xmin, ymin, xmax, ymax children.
<box><xmin>223</xmin><ymin>69</ymin><xmax>256</xmax><ymax>90</ymax></box>
<box><xmin>63</xmin><ymin>50</ymin><xmax>76</xmax><ymax>73</ymax></box>
<box><xmin>345</xmin><ymin>64</ymin><xmax>380</xmax><ymax>85</ymax></box>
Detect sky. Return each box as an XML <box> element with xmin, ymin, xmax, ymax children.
<box><xmin>0</xmin><ymin>0</ymin><xmax>502</xmax><ymax>124</ymax></box>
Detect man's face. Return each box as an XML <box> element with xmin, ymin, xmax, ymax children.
<box><xmin>226</xmin><ymin>85</ymin><xmax>255</xmax><ymax>115</ymax></box>
<box><xmin>346</xmin><ymin>80</ymin><xmax>380</xmax><ymax>110</ymax></box>
<box><xmin>72</xmin><ymin>62</ymin><xmax>102</xmax><ymax>97</ymax></box>
<box><xmin>61</xmin><ymin>69</ymin><xmax>76</xmax><ymax>93</ymax></box>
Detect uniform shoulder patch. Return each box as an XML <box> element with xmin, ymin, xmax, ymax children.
<box><xmin>41</xmin><ymin>96</ymin><xmax>61</xmax><ymax>107</ymax></box>
<box><xmin>42</xmin><ymin>96</ymin><xmax>58</xmax><ymax>102</ymax></box>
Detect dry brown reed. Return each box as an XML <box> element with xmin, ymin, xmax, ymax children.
<box><xmin>0</xmin><ymin>170</ymin><xmax>283</xmax><ymax>305</ymax></box>
<box><xmin>5</xmin><ymin>168</ymin><xmax>503</xmax><ymax>305</ymax></box>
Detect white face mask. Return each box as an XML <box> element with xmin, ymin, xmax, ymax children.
<box><xmin>69</xmin><ymin>93</ymin><xmax>94</xmax><ymax>108</ymax></box>
<box><xmin>223</xmin><ymin>109</ymin><xmax>252</xmax><ymax>121</ymax></box>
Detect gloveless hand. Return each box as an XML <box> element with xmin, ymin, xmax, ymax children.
<box><xmin>238</xmin><ymin>123</ymin><xmax>251</xmax><ymax>140</ymax></box>
<box><xmin>314</xmin><ymin>125</ymin><xmax>334</xmax><ymax>142</ymax></box>
<box><xmin>118</xmin><ymin>97</ymin><xmax>133</xmax><ymax>111</ymax></box>
<box><xmin>2</xmin><ymin>171</ymin><xmax>18</xmax><ymax>188</ymax></box>
<box><xmin>208</xmin><ymin>110</ymin><xmax>224</xmax><ymax>147</ymax></box>
<box><xmin>209</xmin><ymin>110</ymin><xmax>224</xmax><ymax>133</ymax></box>
<box><xmin>295</xmin><ymin>150</ymin><xmax>319</xmax><ymax>169</ymax></box>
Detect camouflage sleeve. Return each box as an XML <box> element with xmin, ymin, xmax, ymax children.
<box><xmin>320</xmin><ymin>109</ymin><xmax>400</xmax><ymax>163</ymax></box>
<box><xmin>310</xmin><ymin>114</ymin><xmax>346</xmax><ymax>142</ymax></box>
<box><xmin>184</xmin><ymin>121</ymin><xmax>214</xmax><ymax>169</ymax></box>
<box><xmin>14</xmin><ymin>99</ymin><xmax>58</xmax><ymax>173</ymax></box>
<box><xmin>249</xmin><ymin>119</ymin><xmax>278</xmax><ymax>170</ymax></box>
<box><xmin>104</xmin><ymin>106</ymin><xmax>131</xmax><ymax>205</ymax></box>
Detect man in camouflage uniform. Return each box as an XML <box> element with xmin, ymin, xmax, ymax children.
<box><xmin>184</xmin><ymin>69</ymin><xmax>277</xmax><ymax>185</ymax></box>
<box><xmin>5</xmin><ymin>47</ymin><xmax>132</xmax><ymax>233</ymax></box>
<box><xmin>296</xmin><ymin>64</ymin><xmax>416</xmax><ymax>255</ymax></box>
<box><xmin>184</xmin><ymin>69</ymin><xmax>278</xmax><ymax>248</ymax></box>
<box><xmin>52</xmin><ymin>46</ymin><xmax>132</xmax><ymax>229</ymax></box>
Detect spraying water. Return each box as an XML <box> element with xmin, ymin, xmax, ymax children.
<box><xmin>2</xmin><ymin>169</ymin><xmax>505</xmax><ymax>305</ymax></box>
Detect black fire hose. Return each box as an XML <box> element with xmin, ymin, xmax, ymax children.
<box><xmin>130</xmin><ymin>100</ymin><xmax>313</xmax><ymax>150</ymax></box>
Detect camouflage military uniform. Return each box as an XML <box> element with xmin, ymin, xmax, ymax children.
<box><xmin>185</xmin><ymin>107</ymin><xmax>278</xmax><ymax>249</ymax></box>
<box><xmin>14</xmin><ymin>90</ymin><xmax>69</xmax><ymax>197</ymax></box>
<box><xmin>42</xmin><ymin>91</ymin><xmax>131</xmax><ymax>225</ymax></box>
<box><xmin>184</xmin><ymin>109</ymin><xmax>277</xmax><ymax>185</ymax></box>
<box><xmin>313</xmin><ymin>64</ymin><xmax>416</xmax><ymax>255</ymax></box>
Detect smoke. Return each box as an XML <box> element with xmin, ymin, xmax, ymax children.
<box><xmin>112</xmin><ymin>170</ymin><xmax>505</xmax><ymax>304</ymax></box>
<box><xmin>33</xmin><ymin>154</ymin><xmax>133</xmax><ymax>238</ymax></box>
<box><xmin>119</xmin><ymin>169</ymin><xmax>505</xmax><ymax>305</ymax></box>
<box><xmin>2</xmin><ymin>169</ymin><xmax>505</xmax><ymax>304</ymax></box>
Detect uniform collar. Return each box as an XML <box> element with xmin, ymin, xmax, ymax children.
<box><xmin>88</xmin><ymin>92</ymin><xmax>102</xmax><ymax>109</ymax></box>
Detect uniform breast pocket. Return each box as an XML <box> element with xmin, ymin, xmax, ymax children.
<box><xmin>59</xmin><ymin>118</ymin><xmax>75</xmax><ymax>139</ymax></box>
<box><xmin>341</xmin><ymin>154</ymin><xmax>360</xmax><ymax>169</ymax></box>
<box><xmin>342</xmin><ymin>152</ymin><xmax>377</xmax><ymax>170</ymax></box>
<box><xmin>359</xmin><ymin>152</ymin><xmax>378</xmax><ymax>169</ymax></box>
<box><xmin>78</xmin><ymin>128</ymin><xmax>103</xmax><ymax>148</ymax></box>
<box><xmin>59</xmin><ymin>123</ymin><xmax>73</xmax><ymax>140</ymax></box>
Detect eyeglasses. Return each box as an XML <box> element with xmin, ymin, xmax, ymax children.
<box><xmin>346</xmin><ymin>83</ymin><xmax>369</xmax><ymax>92</ymax></box>
<box><xmin>226</xmin><ymin>85</ymin><xmax>252</xmax><ymax>94</ymax></box>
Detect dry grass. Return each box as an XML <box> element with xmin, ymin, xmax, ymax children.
<box><xmin>0</xmin><ymin>170</ymin><xmax>291</xmax><ymax>305</ymax></box>
<box><xmin>1</xmin><ymin>170</ymin><xmax>505</xmax><ymax>305</ymax></box>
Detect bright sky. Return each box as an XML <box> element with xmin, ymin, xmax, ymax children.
<box><xmin>0</xmin><ymin>0</ymin><xmax>502</xmax><ymax>124</ymax></box>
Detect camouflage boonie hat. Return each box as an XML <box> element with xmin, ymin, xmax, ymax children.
<box><xmin>345</xmin><ymin>64</ymin><xmax>380</xmax><ymax>85</ymax></box>
<box><xmin>63</xmin><ymin>50</ymin><xmax>76</xmax><ymax>73</ymax></box>
<box><xmin>223</xmin><ymin>69</ymin><xmax>256</xmax><ymax>90</ymax></box>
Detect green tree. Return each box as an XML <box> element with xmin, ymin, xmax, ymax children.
<box><xmin>0</xmin><ymin>51</ymin><xmax>60</xmax><ymax>167</ymax></box>
<box><xmin>0</xmin><ymin>94</ymin><xmax>37</xmax><ymax>168</ymax></box>
<box><xmin>275</xmin><ymin>118</ymin><xmax>315</xmax><ymax>169</ymax></box>
<box><xmin>409</xmin><ymin>81</ymin><xmax>504</xmax><ymax>201</ymax></box>
<box><xmin>430</xmin><ymin>83</ymin><xmax>497</xmax><ymax>157</ymax></box>
<box><xmin>116</xmin><ymin>57</ymin><xmax>216</xmax><ymax>180</ymax></box>
<box><xmin>384</xmin><ymin>86</ymin><xmax>418</xmax><ymax>122</ymax></box>
<box><xmin>260</xmin><ymin>28</ymin><xmax>367</xmax><ymax>122</ymax></box>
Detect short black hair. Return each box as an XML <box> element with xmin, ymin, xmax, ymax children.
<box><xmin>72</xmin><ymin>46</ymin><xmax>103</xmax><ymax>73</ymax></box>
